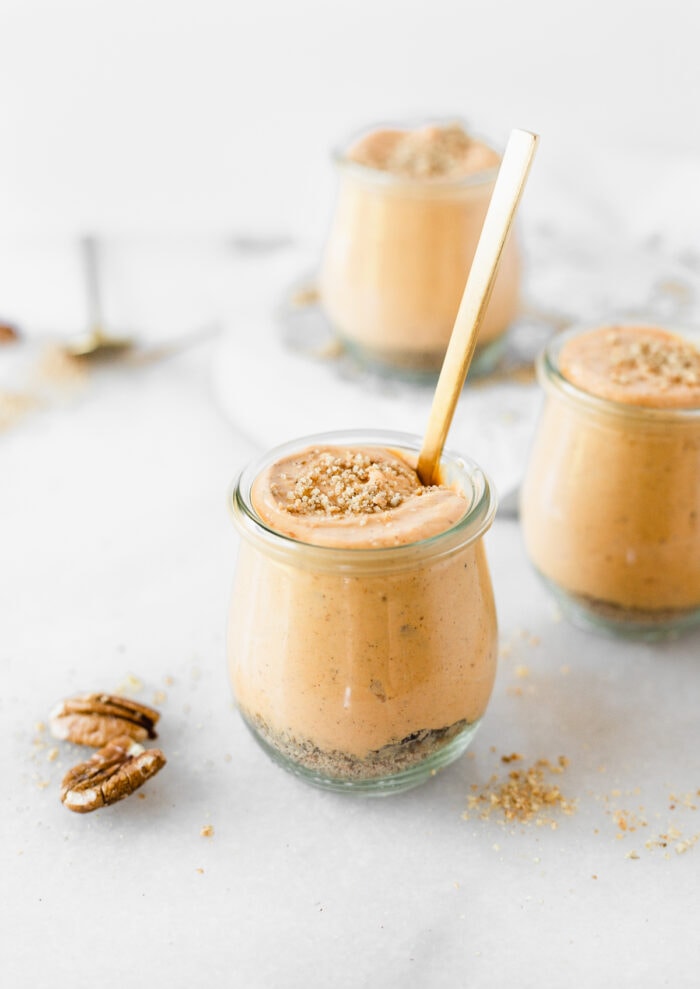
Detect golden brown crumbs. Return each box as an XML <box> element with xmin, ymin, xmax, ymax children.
<box><xmin>200</xmin><ymin>825</ymin><xmax>214</xmax><ymax>838</ymax></box>
<box><xmin>514</xmin><ymin>665</ymin><xmax>530</xmax><ymax>679</ymax></box>
<box><xmin>464</xmin><ymin>756</ymin><xmax>575</xmax><ymax>826</ymax></box>
<box><xmin>353</xmin><ymin>123</ymin><xmax>499</xmax><ymax>180</ymax></box>
<box><xmin>388</xmin><ymin>124</ymin><xmax>475</xmax><ymax>178</ymax></box>
<box><xmin>33</xmin><ymin>344</ymin><xmax>87</xmax><ymax>387</ymax></box>
<box><xmin>277</xmin><ymin>450</ymin><xmax>430</xmax><ymax>518</ymax></box>
<box><xmin>152</xmin><ymin>690</ymin><xmax>167</xmax><ymax>706</ymax></box>
<box><xmin>606</xmin><ymin>332</ymin><xmax>700</xmax><ymax>388</ymax></box>
<box><xmin>115</xmin><ymin>673</ymin><xmax>143</xmax><ymax>695</ymax></box>
<box><xmin>290</xmin><ymin>285</ymin><xmax>319</xmax><ymax>307</ymax></box>
<box><xmin>196</xmin><ymin>868</ymin><xmax>204</xmax><ymax>874</ymax></box>
<box><xmin>0</xmin><ymin>391</ymin><xmax>38</xmax><ymax>431</ymax></box>
<box><xmin>47</xmin><ymin>747</ymin><xmax>59</xmax><ymax>762</ymax></box>
<box><xmin>501</xmin><ymin>753</ymin><xmax>523</xmax><ymax>764</ymax></box>
<box><xmin>625</xmin><ymin>850</ymin><xmax>640</xmax><ymax>860</ymax></box>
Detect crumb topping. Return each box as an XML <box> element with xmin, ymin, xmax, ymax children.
<box><xmin>347</xmin><ymin>123</ymin><xmax>500</xmax><ymax>179</ymax></box>
<box><xmin>270</xmin><ymin>449</ymin><xmax>433</xmax><ymax>518</ymax></box>
<box><xmin>559</xmin><ymin>326</ymin><xmax>700</xmax><ymax>408</ymax></box>
<box><xmin>605</xmin><ymin>329</ymin><xmax>700</xmax><ymax>389</ymax></box>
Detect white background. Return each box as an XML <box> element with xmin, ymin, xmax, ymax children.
<box><xmin>1</xmin><ymin>0</ymin><xmax>698</xmax><ymax>239</ymax></box>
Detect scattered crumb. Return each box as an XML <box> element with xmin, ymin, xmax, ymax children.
<box><xmin>464</xmin><ymin>756</ymin><xmax>575</xmax><ymax>827</ymax></box>
<box><xmin>196</xmin><ymin>868</ymin><xmax>204</xmax><ymax>874</ymax></box>
<box><xmin>290</xmin><ymin>284</ymin><xmax>319</xmax><ymax>307</ymax></box>
<box><xmin>625</xmin><ymin>850</ymin><xmax>640</xmax><ymax>860</ymax></box>
<box><xmin>514</xmin><ymin>665</ymin><xmax>530</xmax><ymax>679</ymax></box>
<box><xmin>47</xmin><ymin>747</ymin><xmax>59</xmax><ymax>762</ymax></box>
<box><xmin>0</xmin><ymin>390</ymin><xmax>39</xmax><ymax>431</ymax></box>
<box><xmin>33</xmin><ymin>344</ymin><xmax>87</xmax><ymax>388</ymax></box>
<box><xmin>675</xmin><ymin>835</ymin><xmax>699</xmax><ymax>855</ymax></box>
<box><xmin>200</xmin><ymin>825</ymin><xmax>214</xmax><ymax>838</ymax></box>
<box><xmin>115</xmin><ymin>673</ymin><xmax>143</xmax><ymax>695</ymax></box>
<box><xmin>152</xmin><ymin>690</ymin><xmax>167</xmax><ymax>706</ymax></box>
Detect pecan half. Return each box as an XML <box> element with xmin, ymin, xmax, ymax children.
<box><xmin>49</xmin><ymin>693</ymin><xmax>160</xmax><ymax>747</ymax></box>
<box><xmin>60</xmin><ymin>736</ymin><xmax>166</xmax><ymax>813</ymax></box>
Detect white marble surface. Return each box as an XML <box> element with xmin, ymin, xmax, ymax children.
<box><xmin>2</xmin><ymin>228</ymin><xmax>700</xmax><ymax>987</ymax></box>
<box><xmin>2</xmin><ymin>5</ymin><xmax>700</xmax><ymax>968</ymax></box>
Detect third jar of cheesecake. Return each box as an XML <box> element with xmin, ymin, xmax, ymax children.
<box><xmin>319</xmin><ymin>121</ymin><xmax>521</xmax><ymax>377</ymax></box>
<box><xmin>521</xmin><ymin>323</ymin><xmax>700</xmax><ymax>639</ymax></box>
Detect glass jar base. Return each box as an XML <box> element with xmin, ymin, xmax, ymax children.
<box><xmin>241</xmin><ymin>715</ymin><xmax>483</xmax><ymax>796</ymax></box>
<box><xmin>339</xmin><ymin>331</ymin><xmax>508</xmax><ymax>383</ymax></box>
<box><xmin>536</xmin><ymin>571</ymin><xmax>700</xmax><ymax>642</ymax></box>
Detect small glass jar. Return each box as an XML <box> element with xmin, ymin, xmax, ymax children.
<box><xmin>520</xmin><ymin>325</ymin><xmax>700</xmax><ymax>639</ymax></box>
<box><xmin>318</xmin><ymin>123</ymin><xmax>521</xmax><ymax>379</ymax></box>
<box><xmin>227</xmin><ymin>429</ymin><xmax>498</xmax><ymax>795</ymax></box>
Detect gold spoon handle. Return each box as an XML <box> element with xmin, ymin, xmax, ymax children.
<box><xmin>417</xmin><ymin>129</ymin><xmax>539</xmax><ymax>486</ymax></box>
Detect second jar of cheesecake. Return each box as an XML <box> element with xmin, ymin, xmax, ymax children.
<box><xmin>319</xmin><ymin>121</ymin><xmax>521</xmax><ymax>377</ymax></box>
<box><xmin>521</xmin><ymin>323</ymin><xmax>700</xmax><ymax>639</ymax></box>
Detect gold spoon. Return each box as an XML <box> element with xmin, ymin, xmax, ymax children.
<box><xmin>68</xmin><ymin>236</ymin><xmax>132</xmax><ymax>359</ymax></box>
<box><xmin>417</xmin><ymin>128</ymin><xmax>539</xmax><ymax>485</ymax></box>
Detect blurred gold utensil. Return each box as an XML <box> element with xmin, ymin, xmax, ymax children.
<box><xmin>68</xmin><ymin>236</ymin><xmax>133</xmax><ymax>359</ymax></box>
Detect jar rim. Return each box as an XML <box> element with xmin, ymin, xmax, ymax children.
<box><xmin>331</xmin><ymin>117</ymin><xmax>501</xmax><ymax>190</ymax></box>
<box><xmin>229</xmin><ymin>428</ymin><xmax>497</xmax><ymax>568</ymax></box>
<box><xmin>539</xmin><ymin>321</ymin><xmax>700</xmax><ymax>422</ymax></box>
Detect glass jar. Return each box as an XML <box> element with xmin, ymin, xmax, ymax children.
<box><xmin>318</xmin><ymin>124</ymin><xmax>521</xmax><ymax>379</ymax></box>
<box><xmin>227</xmin><ymin>429</ymin><xmax>498</xmax><ymax>795</ymax></box>
<box><xmin>520</xmin><ymin>325</ymin><xmax>700</xmax><ymax>639</ymax></box>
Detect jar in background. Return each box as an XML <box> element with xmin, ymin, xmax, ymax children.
<box><xmin>520</xmin><ymin>324</ymin><xmax>700</xmax><ymax>639</ymax></box>
<box><xmin>318</xmin><ymin>122</ymin><xmax>521</xmax><ymax>378</ymax></box>
<box><xmin>227</xmin><ymin>429</ymin><xmax>498</xmax><ymax>795</ymax></box>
